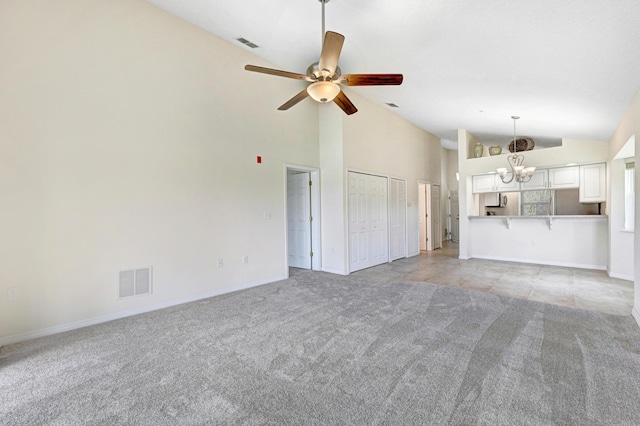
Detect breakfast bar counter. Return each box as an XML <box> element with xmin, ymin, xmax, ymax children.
<box><xmin>466</xmin><ymin>215</ymin><xmax>608</xmax><ymax>269</ymax></box>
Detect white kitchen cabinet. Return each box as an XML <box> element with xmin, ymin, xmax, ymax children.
<box><xmin>579</xmin><ymin>163</ymin><xmax>606</xmax><ymax>202</ymax></box>
<box><xmin>520</xmin><ymin>169</ymin><xmax>548</xmax><ymax>190</ymax></box>
<box><xmin>473</xmin><ymin>174</ymin><xmax>521</xmax><ymax>193</ymax></box>
<box><xmin>472</xmin><ymin>174</ymin><xmax>497</xmax><ymax>193</ymax></box>
<box><xmin>549</xmin><ymin>166</ymin><xmax>579</xmax><ymax>189</ymax></box>
<box><xmin>494</xmin><ymin>176</ymin><xmax>520</xmax><ymax>192</ymax></box>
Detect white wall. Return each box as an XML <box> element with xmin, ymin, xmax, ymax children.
<box><xmin>0</xmin><ymin>0</ymin><xmax>446</xmax><ymax>343</ymax></box>
<box><xmin>608</xmin><ymin>88</ymin><xmax>640</xmax><ymax>324</ymax></box>
<box><xmin>469</xmin><ymin>217</ymin><xmax>608</xmax><ymax>269</ymax></box>
<box><xmin>440</xmin><ymin>149</ymin><xmax>449</xmax><ymax>240</ymax></box>
<box><xmin>608</xmin><ymin>158</ymin><xmax>634</xmax><ymax>280</ymax></box>
<box><xmin>442</xmin><ymin>149</ymin><xmax>459</xmax><ymax>240</ymax></box>
<box><xmin>319</xmin><ymin>105</ymin><xmax>346</xmax><ymax>274</ymax></box>
<box><xmin>0</xmin><ymin>0</ymin><xmax>320</xmax><ymax>342</ymax></box>
<box><xmin>341</xmin><ymin>92</ymin><xmax>442</xmax><ymax>260</ymax></box>
<box><xmin>316</xmin><ymin>91</ymin><xmax>442</xmax><ymax>274</ymax></box>
<box><xmin>446</xmin><ymin>149</ymin><xmax>459</xmax><ymax>193</ymax></box>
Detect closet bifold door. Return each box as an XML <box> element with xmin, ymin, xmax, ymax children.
<box><xmin>348</xmin><ymin>172</ymin><xmax>389</xmax><ymax>272</ymax></box>
<box><xmin>389</xmin><ymin>178</ymin><xmax>407</xmax><ymax>261</ymax></box>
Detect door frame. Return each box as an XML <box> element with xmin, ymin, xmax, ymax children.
<box><xmin>449</xmin><ymin>190</ymin><xmax>460</xmax><ymax>242</ymax></box>
<box><xmin>430</xmin><ymin>184</ymin><xmax>442</xmax><ymax>250</ymax></box>
<box><xmin>284</xmin><ymin>164</ymin><xmax>321</xmax><ymax>274</ymax></box>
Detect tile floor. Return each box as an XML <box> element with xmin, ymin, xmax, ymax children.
<box><xmin>351</xmin><ymin>241</ymin><xmax>634</xmax><ymax>316</ymax></box>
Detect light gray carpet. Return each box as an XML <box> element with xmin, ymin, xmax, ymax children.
<box><xmin>2</xmin><ymin>269</ymin><xmax>640</xmax><ymax>425</ymax></box>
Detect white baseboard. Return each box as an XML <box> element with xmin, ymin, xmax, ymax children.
<box><xmin>607</xmin><ymin>271</ymin><xmax>634</xmax><ymax>281</ymax></box>
<box><xmin>0</xmin><ymin>275</ymin><xmax>287</xmax><ymax>347</ymax></box>
<box><xmin>469</xmin><ymin>254</ymin><xmax>606</xmax><ymax>271</ymax></box>
<box><xmin>408</xmin><ymin>250</ymin><xmax>420</xmax><ymax>257</ymax></box>
<box><xmin>632</xmin><ymin>308</ymin><xmax>640</xmax><ymax>328</ymax></box>
<box><xmin>321</xmin><ymin>267</ymin><xmax>348</xmax><ymax>275</ymax></box>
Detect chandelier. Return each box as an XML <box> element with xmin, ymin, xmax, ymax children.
<box><xmin>496</xmin><ymin>116</ymin><xmax>536</xmax><ymax>183</ymax></box>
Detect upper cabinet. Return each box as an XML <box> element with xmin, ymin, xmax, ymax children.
<box><xmin>472</xmin><ymin>163</ymin><xmax>606</xmax><ymax>202</ymax></box>
<box><xmin>579</xmin><ymin>163</ymin><xmax>606</xmax><ymax>202</ymax></box>
<box><xmin>549</xmin><ymin>166</ymin><xmax>579</xmax><ymax>189</ymax></box>
<box><xmin>494</xmin><ymin>176</ymin><xmax>520</xmax><ymax>192</ymax></box>
<box><xmin>472</xmin><ymin>174</ymin><xmax>498</xmax><ymax>193</ymax></box>
<box><xmin>520</xmin><ymin>166</ymin><xmax>580</xmax><ymax>191</ymax></box>
<box><xmin>472</xmin><ymin>174</ymin><xmax>520</xmax><ymax>193</ymax></box>
<box><xmin>520</xmin><ymin>169</ymin><xmax>548</xmax><ymax>190</ymax></box>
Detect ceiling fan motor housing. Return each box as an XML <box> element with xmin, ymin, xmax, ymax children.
<box><xmin>307</xmin><ymin>62</ymin><xmax>341</xmax><ymax>81</ymax></box>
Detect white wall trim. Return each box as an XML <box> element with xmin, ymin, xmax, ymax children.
<box><xmin>469</xmin><ymin>255</ymin><xmax>607</xmax><ymax>271</ymax></box>
<box><xmin>408</xmin><ymin>250</ymin><xmax>420</xmax><ymax>257</ymax></box>
<box><xmin>0</xmin><ymin>274</ymin><xmax>287</xmax><ymax>347</ymax></box>
<box><xmin>632</xmin><ymin>307</ymin><xmax>640</xmax><ymax>329</ymax></box>
<box><xmin>608</xmin><ymin>271</ymin><xmax>634</xmax><ymax>281</ymax></box>
<box><xmin>321</xmin><ymin>267</ymin><xmax>349</xmax><ymax>275</ymax></box>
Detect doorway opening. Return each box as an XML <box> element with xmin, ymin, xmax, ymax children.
<box><xmin>418</xmin><ymin>182</ymin><xmax>442</xmax><ymax>251</ymax></box>
<box><xmin>286</xmin><ymin>166</ymin><xmax>321</xmax><ymax>271</ymax></box>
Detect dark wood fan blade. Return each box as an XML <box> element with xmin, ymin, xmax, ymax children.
<box><xmin>340</xmin><ymin>74</ymin><xmax>404</xmax><ymax>86</ymax></box>
<box><xmin>278</xmin><ymin>88</ymin><xmax>310</xmax><ymax>111</ymax></box>
<box><xmin>245</xmin><ymin>64</ymin><xmax>311</xmax><ymax>81</ymax></box>
<box><xmin>333</xmin><ymin>90</ymin><xmax>358</xmax><ymax>115</ymax></box>
<box><xmin>318</xmin><ymin>31</ymin><xmax>345</xmax><ymax>75</ymax></box>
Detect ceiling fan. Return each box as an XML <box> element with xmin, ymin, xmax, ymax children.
<box><xmin>244</xmin><ymin>0</ymin><xmax>403</xmax><ymax>115</ymax></box>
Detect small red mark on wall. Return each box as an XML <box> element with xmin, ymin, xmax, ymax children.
<box><xmin>257</xmin><ymin>156</ymin><xmax>262</xmax><ymax>164</ymax></box>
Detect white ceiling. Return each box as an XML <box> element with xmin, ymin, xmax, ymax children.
<box><xmin>146</xmin><ymin>0</ymin><xmax>640</xmax><ymax>150</ymax></box>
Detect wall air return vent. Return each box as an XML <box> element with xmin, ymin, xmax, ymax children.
<box><xmin>118</xmin><ymin>266</ymin><xmax>152</xmax><ymax>299</ymax></box>
<box><xmin>235</xmin><ymin>37</ymin><xmax>259</xmax><ymax>49</ymax></box>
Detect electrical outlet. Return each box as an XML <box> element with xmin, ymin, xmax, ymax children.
<box><xmin>242</xmin><ymin>256</ymin><xmax>249</xmax><ymax>264</ymax></box>
<box><xmin>217</xmin><ymin>258</ymin><xmax>223</xmax><ymax>268</ymax></box>
<box><xmin>7</xmin><ymin>287</ymin><xmax>20</xmax><ymax>300</ymax></box>
<box><xmin>264</xmin><ymin>212</ymin><xmax>271</xmax><ymax>220</ymax></box>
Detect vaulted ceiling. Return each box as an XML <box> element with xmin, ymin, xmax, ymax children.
<box><xmin>146</xmin><ymin>0</ymin><xmax>640</xmax><ymax>150</ymax></box>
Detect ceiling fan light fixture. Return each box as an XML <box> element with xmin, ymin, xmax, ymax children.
<box><xmin>307</xmin><ymin>81</ymin><xmax>340</xmax><ymax>103</ymax></box>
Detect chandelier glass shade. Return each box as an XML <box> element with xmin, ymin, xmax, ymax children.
<box><xmin>307</xmin><ymin>81</ymin><xmax>340</xmax><ymax>103</ymax></box>
<box><xmin>497</xmin><ymin>116</ymin><xmax>536</xmax><ymax>184</ymax></box>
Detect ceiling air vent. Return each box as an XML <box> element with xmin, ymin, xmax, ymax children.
<box><xmin>386</xmin><ymin>103</ymin><xmax>399</xmax><ymax>108</ymax></box>
<box><xmin>235</xmin><ymin>37</ymin><xmax>259</xmax><ymax>49</ymax></box>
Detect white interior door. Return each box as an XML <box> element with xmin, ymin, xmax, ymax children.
<box><xmin>390</xmin><ymin>179</ymin><xmax>407</xmax><ymax>261</ymax></box>
<box><xmin>349</xmin><ymin>172</ymin><xmax>389</xmax><ymax>272</ymax></box>
<box><xmin>287</xmin><ymin>172</ymin><xmax>311</xmax><ymax>269</ymax></box>
<box><xmin>450</xmin><ymin>191</ymin><xmax>459</xmax><ymax>242</ymax></box>
<box><xmin>432</xmin><ymin>185</ymin><xmax>442</xmax><ymax>249</ymax></box>
<box><xmin>419</xmin><ymin>183</ymin><xmax>427</xmax><ymax>251</ymax></box>
<box><xmin>349</xmin><ymin>172</ymin><xmax>370</xmax><ymax>271</ymax></box>
<box><xmin>369</xmin><ymin>175</ymin><xmax>389</xmax><ymax>265</ymax></box>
